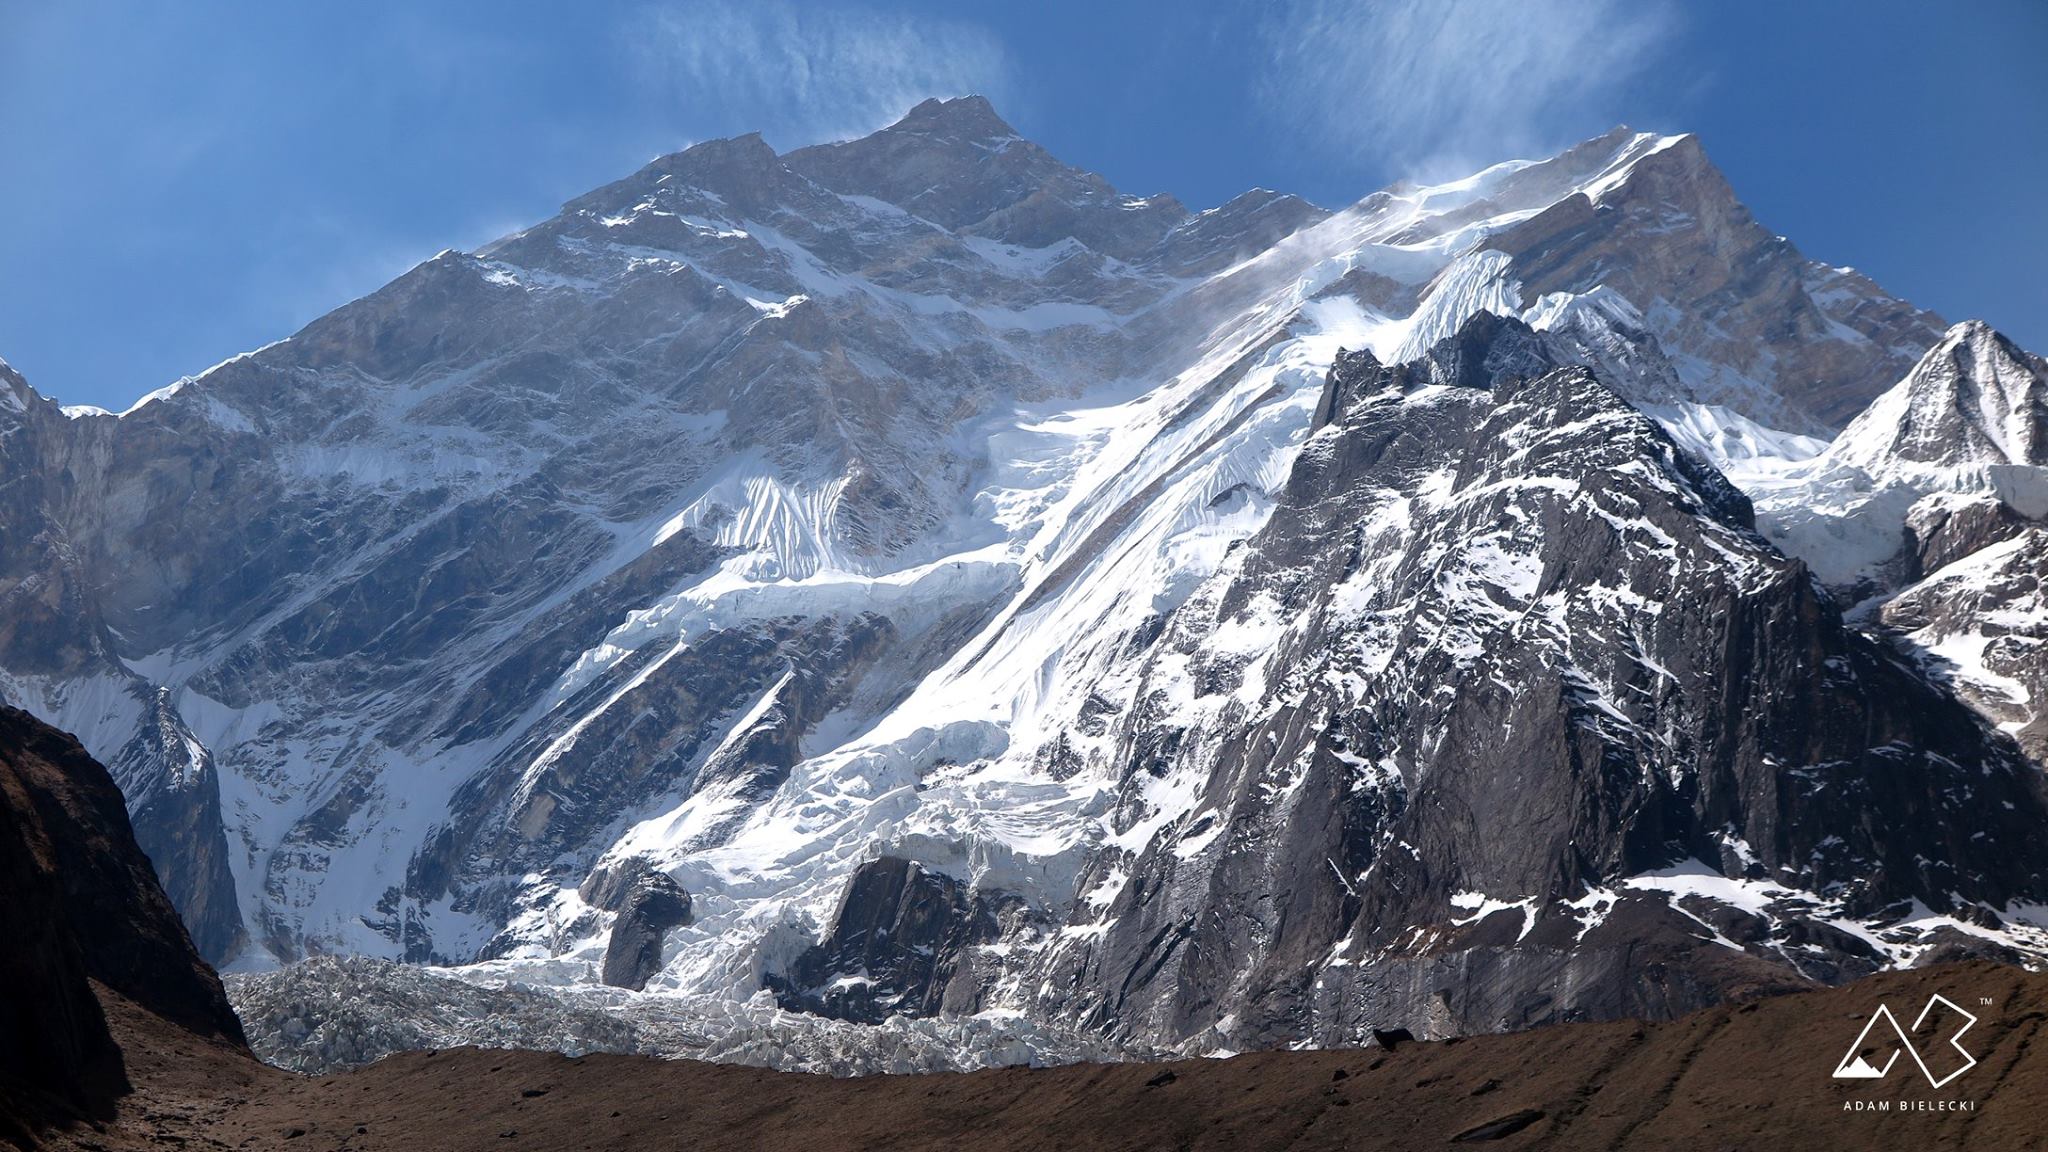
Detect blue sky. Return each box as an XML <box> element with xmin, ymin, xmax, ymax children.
<box><xmin>3</xmin><ymin>0</ymin><xmax>2043</xmax><ymax>410</ymax></box>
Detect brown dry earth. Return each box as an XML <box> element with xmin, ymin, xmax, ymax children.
<box><xmin>10</xmin><ymin>960</ymin><xmax>2041</xmax><ymax>1152</ymax></box>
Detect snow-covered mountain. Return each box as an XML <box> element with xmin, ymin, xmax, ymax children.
<box><xmin>1032</xmin><ymin>315</ymin><xmax>2048</xmax><ymax>1049</ymax></box>
<box><xmin>1748</xmin><ymin>322</ymin><xmax>2048</xmax><ymax>762</ymax></box>
<box><xmin>1830</xmin><ymin>321</ymin><xmax>2048</xmax><ymax>481</ymax></box>
<box><xmin>1754</xmin><ymin>322</ymin><xmax>2048</xmax><ymax>587</ymax></box>
<box><xmin>3</xmin><ymin>98</ymin><xmax>2041</xmax><ymax>1068</ymax></box>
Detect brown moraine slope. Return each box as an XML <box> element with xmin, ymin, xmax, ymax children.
<box><xmin>9</xmin><ymin>960</ymin><xmax>2041</xmax><ymax>1152</ymax></box>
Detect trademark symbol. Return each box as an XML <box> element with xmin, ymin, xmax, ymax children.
<box><xmin>1980</xmin><ymin>998</ymin><xmax>1995</xmax><ymax>1007</ymax></box>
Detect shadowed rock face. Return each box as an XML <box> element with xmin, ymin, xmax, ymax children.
<box><xmin>0</xmin><ymin>725</ymin><xmax>123</xmax><ymax>1112</ymax></box>
<box><xmin>0</xmin><ymin>709</ymin><xmax>245</xmax><ymax>1045</ymax></box>
<box><xmin>769</xmin><ymin>856</ymin><xmax>1022</xmax><ymax>1024</ymax></box>
<box><xmin>600</xmin><ymin>872</ymin><xmax>693</xmax><ymax>991</ymax></box>
<box><xmin>0</xmin><ymin>706</ymin><xmax>246</xmax><ymax>1126</ymax></box>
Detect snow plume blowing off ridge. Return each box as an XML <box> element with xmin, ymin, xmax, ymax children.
<box><xmin>626</xmin><ymin>1</ymin><xmax>1014</xmax><ymax>147</ymax></box>
<box><xmin>1256</xmin><ymin>0</ymin><xmax>1681</xmax><ymax>176</ymax></box>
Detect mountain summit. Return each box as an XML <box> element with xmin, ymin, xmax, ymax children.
<box><xmin>1829</xmin><ymin>320</ymin><xmax>2048</xmax><ymax>480</ymax></box>
<box><xmin>784</xmin><ymin>95</ymin><xmax>1190</xmax><ymax>256</ymax></box>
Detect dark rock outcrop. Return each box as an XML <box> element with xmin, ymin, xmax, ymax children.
<box><xmin>112</xmin><ymin>690</ymin><xmax>246</xmax><ymax>966</ymax></box>
<box><xmin>0</xmin><ymin>708</ymin><xmax>245</xmax><ymax>1043</ymax></box>
<box><xmin>1904</xmin><ymin>493</ymin><xmax>2032</xmax><ymax>578</ymax></box>
<box><xmin>600</xmin><ymin>872</ymin><xmax>694</xmax><ymax>991</ymax></box>
<box><xmin>0</xmin><ymin>726</ymin><xmax>124</xmax><ymax>1116</ymax></box>
<box><xmin>0</xmin><ymin>705</ymin><xmax>246</xmax><ymax>1128</ymax></box>
<box><xmin>771</xmin><ymin>857</ymin><xmax>1015</xmax><ymax>1023</ymax></box>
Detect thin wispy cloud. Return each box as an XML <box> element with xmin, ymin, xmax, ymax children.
<box><xmin>1257</xmin><ymin>0</ymin><xmax>1681</xmax><ymax>179</ymax></box>
<box><xmin>625</xmin><ymin>1</ymin><xmax>1013</xmax><ymax>149</ymax></box>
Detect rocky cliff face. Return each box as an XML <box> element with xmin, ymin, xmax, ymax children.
<box><xmin>1880</xmin><ymin>528</ymin><xmax>2048</xmax><ymax>762</ymax></box>
<box><xmin>1486</xmin><ymin>131</ymin><xmax>1947</xmax><ymax>433</ymax></box>
<box><xmin>769</xmin><ymin>856</ymin><xmax>1017</xmax><ymax>1023</ymax></box>
<box><xmin>0</xmin><ymin>717</ymin><xmax>125</xmax><ymax>1114</ymax></box>
<box><xmin>599</xmin><ymin>871</ymin><xmax>693</xmax><ymax>991</ymax></box>
<box><xmin>1025</xmin><ymin>315</ymin><xmax>2048</xmax><ymax>1050</ymax></box>
<box><xmin>1</xmin><ymin>100</ymin><xmax>2026</xmax><ymax>1069</ymax></box>
<box><xmin>0</xmin><ymin>705</ymin><xmax>246</xmax><ymax>1124</ymax></box>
